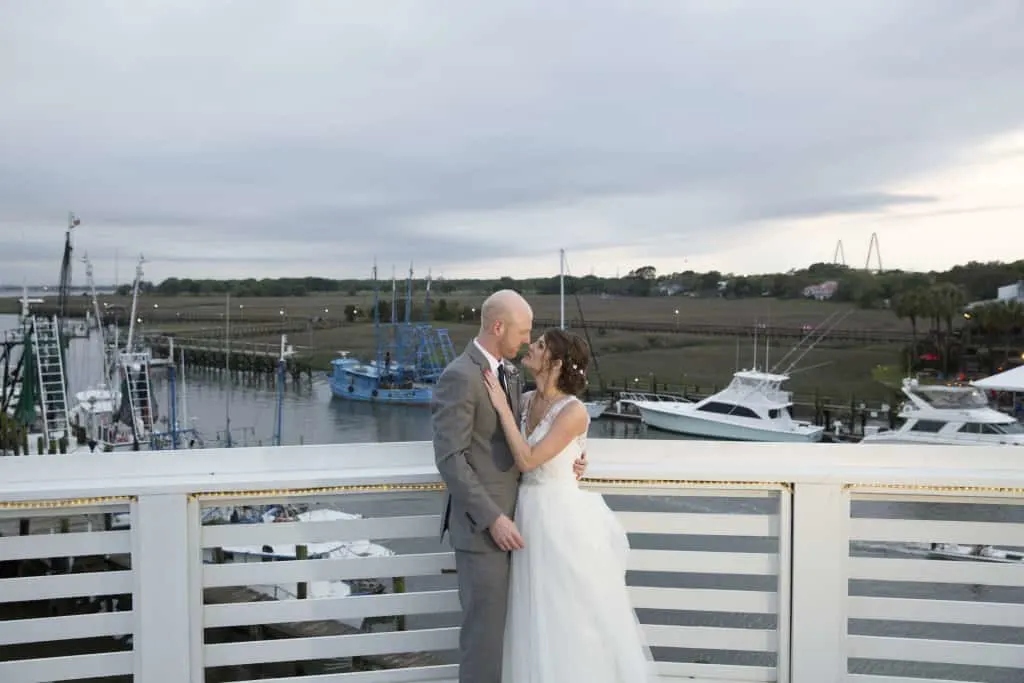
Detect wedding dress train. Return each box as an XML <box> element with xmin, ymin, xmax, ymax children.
<box><xmin>501</xmin><ymin>395</ymin><xmax>656</xmax><ymax>682</ymax></box>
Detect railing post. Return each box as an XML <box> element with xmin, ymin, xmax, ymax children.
<box><xmin>132</xmin><ymin>493</ymin><xmax>202</xmax><ymax>682</ymax></box>
<box><xmin>789</xmin><ymin>483</ymin><xmax>849</xmax><ymax>683</ymax></box>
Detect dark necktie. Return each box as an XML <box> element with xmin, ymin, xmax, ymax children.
<box><xmin>497</xmin><ymin>364</ymin><xmax>514</xmax><ymax>412</ymax></box>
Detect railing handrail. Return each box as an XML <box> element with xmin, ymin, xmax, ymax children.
<box><xmin>3</xmin><ymin>440</ymin><xmax>1024</xmax><ymax>503</ymax></box>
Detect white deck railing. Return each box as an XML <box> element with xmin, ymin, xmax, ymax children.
<box><xmin>1</xmin><ymin>441</ymin><xmax>1023</xmax><ymax>683</ymax></box>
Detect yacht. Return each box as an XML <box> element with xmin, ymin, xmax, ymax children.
<box><xmin>860</xmin><ymin>377</ymin><xmax>1024</xmax><ymax>446</ymax></box>
<box><xmin>632</xmin><ymin>370</ymin><xmax>824</xmax><ymax>442</ymax></box>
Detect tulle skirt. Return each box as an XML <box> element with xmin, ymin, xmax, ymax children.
<box><xmin>501</xmin><ymin>479</ymin><xmax>657</xmax><ymax>682</ymax></box>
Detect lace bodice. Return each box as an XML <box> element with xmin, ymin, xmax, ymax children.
<box><xmin>520</xmin><ymin>394</ymin><xmax>588</xmax><ymax>486</ymax></box>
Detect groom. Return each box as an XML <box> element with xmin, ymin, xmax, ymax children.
<box><xmin>432</xmin><ymin>289</ymin><xmax>585</xmax><ymax>683</ymax></box>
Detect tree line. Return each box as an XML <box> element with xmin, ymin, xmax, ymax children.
<box><xmin>124</xmin><ymin>259</ymin><xmax>1024</xmax><ymax>307</ymax></box>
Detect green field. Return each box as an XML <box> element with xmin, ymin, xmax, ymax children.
<box><xmin>4</xmin><ymin>293</ymin><xmax>907</xmax><ymax>402</ymax></box>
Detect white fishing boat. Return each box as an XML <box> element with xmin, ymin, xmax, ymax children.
<box><xmin>860</xmin><ymin>377</ymin><xmax>1024</xmax><ymax>446</ymax></box>
<box><xmin>633</xmin><ymin>370</ymin><xmax>824</xmax><ymax>442</ymax></box>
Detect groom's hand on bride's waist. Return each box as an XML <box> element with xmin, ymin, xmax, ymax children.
<box><xmin>573</xmin><ymin>453</ymin><xmax>587</xmax><ymax>480</ymax></box>
<box><xmin>489</xmin><ymin>514</ymin><xmax>525</xmax><ymax>551</ymax></box>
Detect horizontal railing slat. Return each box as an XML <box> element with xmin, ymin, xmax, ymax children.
<box><xmin>589</xmin><ymin>485</ymin><xmax>783</xmax><ymax>499</ymax></box>
<box><xmin>0</xmin><ymin>610</ymin><xmax>133</xmax><ymax>645</ymax></box>
<box><xmin>205</xmin><ymin>589</ymin><xmax>461</xmax><ymax>628</ymax></box>
<box><xmin>0</xmin><ymin>529</ymin><xmax>131</xmax><ymax>561</ymax></box>
<box><xmin>0</xmin><ymin>651</ymin><xmax>134</xmax><ymax>683</ymax></box>
<box><xmin>629</xmin><ymin>549</ymin><xmax>778</xmax><ymax>575</ymax></box>
<box><xmin>630</xmin><ymin>585</ymin><xmax>778</xmax><ymax>614</ymax></box>
<box><xmin>618</xmin><ymin>511</ymin><xmax>779</xmax><ymax>537</ymax></box>
<box><xmin>848</xmin><ymin>635</ymin><xmax>1024</xmax><ymax>669</ymax></box>
<box><xmin>232</xmin><ymin>664</ymin><xmax>459</xmax><ymax>683</ymax></box>
<box><xmin>849</xmin><ymin>596</ymin><xmax>1024</xmax><ymax>627</ymax></box>
<box><xmin>656</xmin><ymin>661</ymin><xmax>776</xmax><ymax>681</ymax></box>
<box><xmin>643</xmin><ymin>624</ymin><xmax>777</xmax><ymax>652</ymax></box>
<box><xmin>850</xmin><ymin>517</ymin><xmax>1024</xmax><ymax>546</ymax></box>
<box><xmin>202</xmin><ymin>514</ymin><xmax>441</xmax><ymax>547</ymax></box>
<box><xmin>0</xmin><ymin>570</ymin><xmax>133</xmax><ymax>603</ymax></box>
<box><xmin>203</xmin><ymin>552</ymin><xmax>455</xmax><ymax>588</ymax></box>
<box><xmin>849</xmin><ymin>556</ymin><xmax>1023</xmax><ymax>586</ymax></box>
<box><xmin>205</xmin><ymin>626</ymin><xmax>459</xmax><ymax>667</ymax></box>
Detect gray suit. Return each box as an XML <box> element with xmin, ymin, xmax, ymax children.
<box><xmin>432</xmin><ymin>341</ymin><xmax>522</xmax><ymax>683</ymax></box>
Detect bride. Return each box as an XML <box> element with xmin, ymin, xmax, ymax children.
<box><xmin>482</xmin><ymin>328</ymin><xmax>656</xmax><ymax>682</ymax></box>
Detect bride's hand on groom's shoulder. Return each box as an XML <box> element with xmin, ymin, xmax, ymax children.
<box><xmin>481</xmin><ymin>370</ymin><xmax>509</xmax><ymax>414</ymax></box>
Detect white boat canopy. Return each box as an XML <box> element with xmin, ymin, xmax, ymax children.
<box><xmin>972</xmin><ymin>365</ymin><xmax>1024</xmax><ymax>392</ymax></box>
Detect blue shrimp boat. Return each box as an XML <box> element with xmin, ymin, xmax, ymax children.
<box><xmin>329</xmin><ymin>265</ymin><xmax>456</xmax><ymax>406</ymax></box>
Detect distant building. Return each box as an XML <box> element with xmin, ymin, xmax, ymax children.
<box><xmin>997</xmin><ymin>282</ymin><xmax>1024</xmax><ymax>302</ymax></box>
<box><xmin>802</xmin><ymin>280</ymin><xmax>839</xmax><ymax>300</ymax></box>
<box><xmin>657</xmin><ymin>282</ymin><xmax>684</xmax><ymax>296</ymax></box>
<box><xmin>966</xmin><ymin>281</ymin><xmax>1024</xmax><ymax>310</ymax></box>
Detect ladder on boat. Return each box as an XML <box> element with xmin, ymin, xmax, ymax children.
<box><xmin>435</xmin><ymin>328</ymin><xmax>456</xmax><ymax>366</ymax></box>
<box><xmin>119</xmin><ymin>351</ymin><xmax>155</xmax><ymax>441</ymax></box>
<box><xmin>412</xmin><ymin>325</ymin><xmax>456</xmax><ymax>382</ymax></box>
<box><xmin>31</xmin><ymin>315</ymin><xmax>70</xmax><ymax>439</ymax></box>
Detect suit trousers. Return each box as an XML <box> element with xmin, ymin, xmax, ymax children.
<box><xmin>454</xmin><ymin>549</ymin><xmax>511</xmax><ymax>683</ymax></box>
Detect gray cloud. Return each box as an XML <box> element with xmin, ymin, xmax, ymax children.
<box><xmin>1</xmin><ymin>0</ymin><xmax>1024</xmax><ymax>282</ymax></box>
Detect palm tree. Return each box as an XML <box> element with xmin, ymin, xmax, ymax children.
<box><xmin>972</xmin><ymin>300</ymin><xmax>1024</xmax><ymax>370</ymax></box>
<box><xmin>892</xmin><ymin>287</ymin><xmax>928</xmax><ymax>372</ymax></box>
<box><xmin>927</xmin><ymin>283</ymin><xmax>967</xmax><ymax>374</ymax></box>
<box><xmin>1000</xmin><ymin>300</ymin><xmax>1024</xmax><ymax>366</ymax></box>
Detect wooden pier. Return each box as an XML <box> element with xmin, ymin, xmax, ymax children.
<box><xmin>144</xmin><ymin>335</ymin><xmax>315</xmax><ymax>382</ymax></box>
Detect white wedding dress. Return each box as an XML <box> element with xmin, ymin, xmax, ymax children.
<box><xmin>501</xmin><ymin>395</ymin><xmax>657</xmax><ymax>682</ymax></box>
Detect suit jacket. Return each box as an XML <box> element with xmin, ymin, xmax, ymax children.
<box><xmin>432</xmin><ymin>341</ymin><xmax>523</xmax><ymax>552</ymax></box>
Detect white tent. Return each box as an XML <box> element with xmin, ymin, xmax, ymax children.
<box><xmin>972</xmin><ymin>365</ymin><xmax>1024</xmax><ymax>392</ymax></box>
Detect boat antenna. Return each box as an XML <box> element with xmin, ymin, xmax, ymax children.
<box><xmin>774</xmin><ymin>309</ymin><xmax>855</xmax><ymax>376</ymax></box>
<box><xmin>767</xmin><ymin>308</ymin><xmax>846</xmax><ymax>374</ymax></box>
<box><xmin>559</xmin><ymin>252</ymin><xmax>603</xmax><ymax>384</ymax></box>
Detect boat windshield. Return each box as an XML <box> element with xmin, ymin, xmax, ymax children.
<box><xmin>958</xmin><ymin>421</ymin><xmax>1024</xmax><ymax>435</ymax></box>
<box><xmin>731</xmin><ymin>377</ymin><xmax>790</xmax><ymax>403</ymax></box>
<box><xmin>911</xmin><ymin>386</ymin><xmax>989</xmax><ymax>410</ymax></box>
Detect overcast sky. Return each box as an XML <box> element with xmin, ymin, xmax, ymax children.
<box><xmin>2</xmin><ymin>1</ymin><xmax>1023</xmax><ymax>285</ymax></box>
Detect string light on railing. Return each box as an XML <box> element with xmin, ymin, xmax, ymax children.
<box><xmin>0</xmin><ymin>495</ymin><xmax>136</xmax><ymax>510</ymax></box>
<box><xmin>188</xmin><ymin>479</ymin><xmax>792</xmax><ymax>501</ymax></box>
<box><xmin>845</xmin><ymin>483</ymin><xmax>1024</xmax><ymax>495</ymax></box>
<box><xmin>191</xmin><ymin>482</ymin><xmax>447</xmax><ymax>500</ymax></box>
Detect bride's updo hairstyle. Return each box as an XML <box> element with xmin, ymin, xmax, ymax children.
<box><xmin>541</xmin><ymin>328</ymin><xmax>591</xmax><ymax>396</ymax></box>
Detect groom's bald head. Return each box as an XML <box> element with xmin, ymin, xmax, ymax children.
<box><xmin>478</xmin><ymin>289</ymin><xmax>533</xmax><ymax>360</ymax></box>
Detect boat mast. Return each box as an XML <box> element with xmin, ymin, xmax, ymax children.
<box><xmin>81</xmin><ymin>253</ymin><xmax>109</xmax><ymax>385</ymax></box>
<box><xmin>274</xmin><ymin>334</ymin><xmax>286</xmax><ymax>446</ymax></box>
<box><xmin>559</xmin><ymin>249</ymin><xmax>565</xmax><ymax>330</ymax></box>
<box><xmin>372</xmin><ymin>261</ymin><xmax>382</xmax><ymax>371</ymax></box>
<box><xmin>423</xmin><ymin>268</ymin><xmax>432</xmax><ymax>321</ymax></box>
<box><xmin>124</xmin><ymin>255</ymin><xmax>145</xmax><ymax>352</ymax></box>
<box><xmin>224</xmin><ymin>291</ymin><xmax>232</xmax><ymax>448</ymax></box>
<box><xmin>57</xmin><ymin>212</ymin><xmax>79</xmax><ymax>324</ymax></box>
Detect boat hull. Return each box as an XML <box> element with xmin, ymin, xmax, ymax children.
<box><xmin>329</xmin><ymin>376</ymin><xmax>432</xmax><ymax>405</ymax></box>
<box><xmin>861</xmin><ymin>432</ymin><xmax>1024</xmax><ymax>446</ymax></box>
<box><xmin>637</xmin><ymin>404</ymin><xmax>824</xmax><ymax>442</ymax></box>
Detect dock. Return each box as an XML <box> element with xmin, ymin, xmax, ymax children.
<box><xmin>143</xmin><ymin>335</ymin><xmax>315</xmax><ymax>382</ymax></box>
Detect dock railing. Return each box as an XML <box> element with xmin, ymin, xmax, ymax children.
<box><xmin>1</xmin><ymin>441</ymin><xmax>1022</xmax><ymax>683</ymax></box>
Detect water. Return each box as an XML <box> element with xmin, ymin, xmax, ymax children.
<box><xmin>0</xmin><ymin>313</ymin><xmax>670</xmax><ymax>446</ymax></box>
